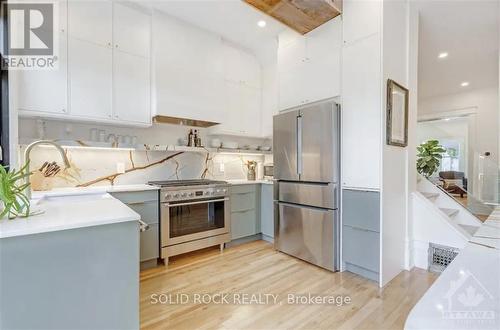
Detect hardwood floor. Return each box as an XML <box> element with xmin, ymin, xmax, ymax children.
<box><xmin>140</xmin><ymin>241</ymin><xmax>437</xmax><ymax>330</ymax></box>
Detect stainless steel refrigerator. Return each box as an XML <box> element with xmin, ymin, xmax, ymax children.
<box><xmin>273</xmin><ymin>100</ymin><xmax>340</xmax><ymax>271</ymax></box>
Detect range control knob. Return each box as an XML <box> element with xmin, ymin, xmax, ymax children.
<box><xmin>188</xmin><ymin>192</ymin><xmax>194</xmax><ymax>197</ymax></box>
<box><xmin>173</xmin><ymin>193</ymin><xmax>180</xmax><ymax>198</ymax></box>
<box><xmin>165</xmin><ymin>194</ymin><xmax>171</xmax><ymax>200</ymax></box>
<box><xmin>181</xmin><ymin>192</ymin><xmax>187</xmax><ymax>197</ymax></box>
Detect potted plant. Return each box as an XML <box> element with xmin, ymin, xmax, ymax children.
<box><xmin>0</xmin><ymin>163</ymin><xmax>31</xmax><ymax>219</ymax></box>
<box><xmin>416</xmin><ymin>140</ymin><xmax>446</xmax><ymax>178</ymax></box>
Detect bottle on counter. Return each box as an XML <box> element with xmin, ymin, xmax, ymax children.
<box><xmin>187</xmin><ymin>129</ymin><xmax>195</xmax><ymax>147</ymax></box>
<box><xmin>194</xmin><ymin>130</ymin><xmax>202</xmax><ymax>147</ymax></box>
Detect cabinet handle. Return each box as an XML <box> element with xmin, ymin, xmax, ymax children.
<box><xmin>115</xmin><ymin>44</ymin><xmax>118</xmax><ymax>48</ymax></box>
<box><xmin>232</xmin><ymin>208</ymin><xmax>253</xmax><ymax>214</ymax></box>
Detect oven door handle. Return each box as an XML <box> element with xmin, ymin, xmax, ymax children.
<box><xmin>164</xmin><ymin>198</ymin><xmax>229</xmax><ymax>207</ymax></box>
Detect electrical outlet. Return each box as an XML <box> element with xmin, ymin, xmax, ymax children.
<box><xmin>219</xmin><ymin>163</ymin><xmax>225</xmax><ymax>173</ymax></box>
<box><xmin>116</xmin><ymin>162</ymin><xmax>125</xmax><ymax>174</ymax></box>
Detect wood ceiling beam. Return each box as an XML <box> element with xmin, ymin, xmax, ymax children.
<box><xmin>244</xmin><ymin>0</ymin><xmax>342</xmax><ymax>34</ymax></box>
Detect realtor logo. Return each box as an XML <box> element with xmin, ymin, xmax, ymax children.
<box><xmin>2</xmin><ymin>1</ymin><xmax>59</xmax><ymax>70</ymax></box>
<box><xmin>440</xmin><ymin>269</ymin><xmax>496</xmax><ymax>326</ymax></box>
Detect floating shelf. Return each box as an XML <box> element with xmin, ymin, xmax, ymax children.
<box><xmin>19</xmin><ymin>139</ymin><xmax>273</xmax><ymax>155</ymax></box>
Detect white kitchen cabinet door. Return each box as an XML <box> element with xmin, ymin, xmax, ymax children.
<box><xmin>113</xmin><ymin>51</ymin><xmax>150</xmax><ymax>124</ymax></box>
<box><xmin>343</xmin><ymin>0</ymin><xmax>382</xmax><ymax>44</ymax></box>
<box><xmin>212</xmin><ymin>81</ymin><xmax>261</xmax><ymax>136</ymax></box>
<box><xmin>240</xmin><ymin>85</ymin><xmax>262</xmax><ymax>136</ymax></box>
<box><xmin>113</xmin><ymin>3</ymin><xmax>150</xmax><ymax>58</ymax></box>
<box><xmin>69</xmin><ymin>38</ymin><xmax>112</xmax><ymax>120</ymax></box>
<box><xmin>278</xmin><ymin>64</ymin><xmax>308</xmax><ymax>111</ymax></box>
<box><xmin>277</xmin><ymin>34</ymin><xmax>306</xmax><ymax>73</ymax></box>
<box><xmin>223</xmin><ymin>43</ymin><xmax>261</xmax><ymax>88</ymax></box>
<box><xmin>304</xmin><ymin>49</ymin><xmax>341</xmax><ymax>103</ymax></box>
<box><xmin>277</xmin><ymin>18</ymin><xmax>341</xmax><ymax>111</ymax></box>
<box><xmin>304</xmin><ymin>17</ymin><xmax>341</xmax><ymax>101</ymax></box>
<box><xmin>260</xmin><ymin>64</ymin><xmax>278</xmax><ymax>138</ymax></box>
<box><xmin>342</xmin><ymin>34</ymin><xmax>382</xmax><ymax>189</ymax></box>
<box><xmin>68</xmin><ymin>0</ymin><xmax>112</xmax><ymax>47</ymax></box>
<box><xmin>17</xmin><ymin>35</ymin><xmax>68</xmax><ymax>115</ymax></box>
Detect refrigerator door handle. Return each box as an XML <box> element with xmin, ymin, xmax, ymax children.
<box><xmin>296</xmin><ymin>115</ymin><xmax>303</xmax><ymax>176</ymax></box>
<box><xmin>276</xmin><ymin>200</ymin><xmax>333</xmax><ymax>212</ymax></box>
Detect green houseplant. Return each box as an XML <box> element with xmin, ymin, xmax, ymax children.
<box><xmin>416</xmin><ymin>140</ymin><xmax>446</xmax><ymax>178</ymax></box>
<box><xmin>0</xmin><ymin>163</ymin><xmax>31</xmax><ymax>219</ymax></box>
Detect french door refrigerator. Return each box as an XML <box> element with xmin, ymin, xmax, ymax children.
<box><xmin>273</xmin><ymin>100</ymin><xmax>340</xmax><ymax>271</ymax></box>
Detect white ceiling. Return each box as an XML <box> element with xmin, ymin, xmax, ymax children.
<box><xmin>146</xmin><ymin>0</ymin><xmax>289</xmax><ymax>63</ymax></box>
<box><xmin>418</xmin><ymin>0</ymin><xmax>499</xmax><ymax>100</ymax></box>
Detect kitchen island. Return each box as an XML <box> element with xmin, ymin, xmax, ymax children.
<box><xmin>0</xmin><ymin>193</ymin><xmax>140</xmax><ymax>329</ymax></box>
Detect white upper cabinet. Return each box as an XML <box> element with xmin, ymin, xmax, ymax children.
<box><xmin>208</xmin><ymin>41</ymin><xmax>263</xmax><ymax>137</ymax></box>
<box><xmin>113</xmin><ymin>3</ymin><xmax>150</xmax><ymax>58</ymax></box>
<box><xmin>68</xmin><ymin>0</ymin><xmax>112</xmax><ymax>47</ymax></box>
<box><xmin>342</xmin><ymin>0</ymin><xmax>382</xmax><ymax>44</ymax></box>
<box><xmin>260</xmin><ymin>62</ymin><xmax>278</xmax><ymax>138</ymax></box>
<box><xmin>211</xmin><ymin>80</ymin><xmax>262</xmax><ymax>137</ymax></box>
<box><xmin>15</xmin><ymin>0</ymin><xmax>67</xmax><ymax>116</ymax></box>
<box><xmin>341</xmin><ymin>34</ymin><xmax>382</xmax><ymax>190</ymax></box>
<box><xmin>16</xmin><ymin>35</ymin><xmax>68</xmax><ymax>115</ymax></box>
<box><xmin>278</xmin><ymin>17</ymin><xmax>341</xmax><ymax>111</ymax></box>
<box><xmin>223</xmin><ymin>42</ymin><xmax>261</xmax><ymax>88</ymax></box>
<box><xmin>113</xmin><ymin>51</ymin><xmax>150</xmax><ymax>124</ymax></box>
<box><xmin>68</xmin><ymin>38</ymin><xmax>113</xmax><ymax>120</ymax></box>
<box><xmin>112</xmin><ymin>4</ymin><xmax>151</xmax><ymax>124</ymax></box>
<box><xmin>18</xmin><ymin>1</ymin><xmax>151</xmax><ymax>127</ymax></box>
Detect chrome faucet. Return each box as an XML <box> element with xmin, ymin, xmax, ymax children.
<box><xmin>24</xmin><ymin>140</ymin><xmax>71</xmax><ymax>200</ymax></box>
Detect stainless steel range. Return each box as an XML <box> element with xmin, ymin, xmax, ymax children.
<box><xmin>148</xmin><ymin>179</ymin><xmax>231</xmax><ymax>264</ymax></box>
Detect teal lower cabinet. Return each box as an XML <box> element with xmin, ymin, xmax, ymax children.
<box><xmin>230</xmin><ymin>185</ymin><xmax>259</xmax><ymax>240</ymax></box>
<box><xmin>260</xmin><ymin>183</ymin><xmax>274</xmax><ymax>241</ymax></box>
<box><xmin>342</xmin><ymin>189</ymin><xmax>380</xmax><ymax>282</ymax></box>
<box><xmin>110</xmin><ymin>190</ymin><xmax>159</xmax><ymax>267</ymax></box>
<box><xmin>230</xmin><ymin>183</ymin><xmax>274</xmax><ymax>242</ymax></box>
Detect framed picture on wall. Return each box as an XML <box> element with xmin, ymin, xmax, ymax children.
<box><xmin>386</xmin><ymin>79</ymin><xmax>409</xmax><ymax>147</ymax></box>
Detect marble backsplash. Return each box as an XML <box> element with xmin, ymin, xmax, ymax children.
<box><xmin>22</xmin><ymin>146</ymin><xmax>267</xmax><ymax>191</ymax></box>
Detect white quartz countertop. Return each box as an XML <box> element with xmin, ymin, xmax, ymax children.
<box><xmin>226</xmin><ymin>179</ymin><xmax>274</xmax><ymax>185</ymax></box>
<box><xmin>0</xmin><ymin>193</ymin><xmax>140</xmax><ymax>239</ymax></box>
<box><xmin>405</xmin><ymin>211</ymin><xmax>500</xmax><ymax>329</ymax></box>
<box><xmin>31</xmin><ymin>184</ymin><xmax>159</xmax><ymax>199</ymax></box>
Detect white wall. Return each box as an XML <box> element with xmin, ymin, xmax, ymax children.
<box><xmin>380</xmin><ymin>0</ymin><xmax>410</xmax><ymax>287</ymax></box>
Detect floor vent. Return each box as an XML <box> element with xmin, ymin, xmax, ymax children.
<box><xmin>428</xmin><ymin>243</ymin><xmax>459</xmax><ymax>273</ymax></box>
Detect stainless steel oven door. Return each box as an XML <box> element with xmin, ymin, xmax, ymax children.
<box><xmin>161</xmin><ymin>197</ymin><xmax>230</xmax><ymax>246</ymax></box>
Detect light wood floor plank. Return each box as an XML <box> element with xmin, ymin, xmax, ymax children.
<box><xmin>140</xmin><ymin>240</ymin><xmax>437</xmax><ymax>330</ymax></box>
